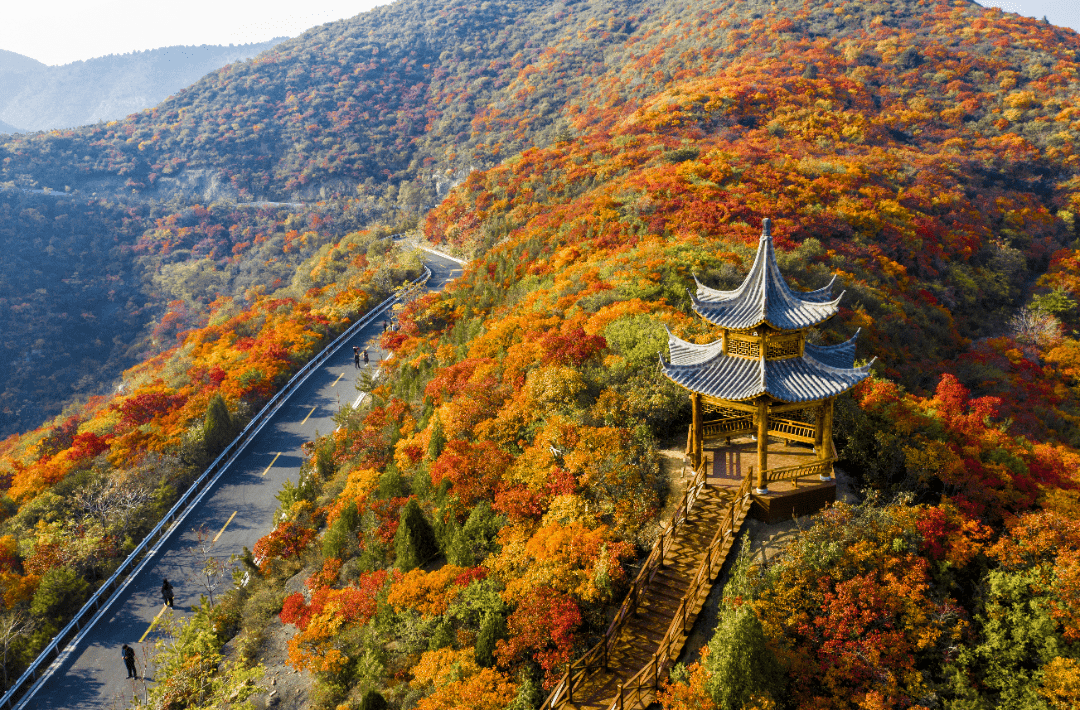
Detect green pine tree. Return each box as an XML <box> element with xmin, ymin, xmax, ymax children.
<box><xmin>394</xmin><ymin>498</ymin><xmax>438</xmax><ymax>571</ymax></box>
<box><xmin>428</xmin><ymin>619</ymin><xmax>454</xmax><ymax>650</ymax></box>
<box><xmin>703</xmin><ymin>604</ymin><xmax>783</xmax><ymax>710</ymax></box>
<box><xmin>475</xmin><ymin>610</ymin><xmax>506</xmax><ymax>668</ymax></box>
<box><xmin>447</xmin><ymin>527</ymin><xmax>474</xmax><ymax>566</ymax></box>
<box><xmin>203</xmin><ymin>393</ymin><xmax>236</xmax><ymax>456</ymax></box>
<box><xmin>427</xmin><ymin>415</ymin><xmax>446</xmax><ymax>460</ymax></box>
<box><xmin>702</xmin><ymin>543</ymin><xmax>784</xmax><ymax>710</ymax></box>
<box><xmin>322</xmin><ymin>503</ymin><xmax>359</xmax><ymax>559</ymax></box>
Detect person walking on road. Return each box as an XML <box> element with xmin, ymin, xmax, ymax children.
<box><xmin>363</xmin><ymin>350</ymin><xmax>369</xmax><ymax>365</ymax></box>
<box><xmin>161</xmin><ymin>578</ymin><xmax>174</xmax><ymax>608</ymax></box>
<box><xmin>122</xmin><ymin>644</ymin><xmax>138</xmax><ymax>679</ymax></box>
<box><xmin>353</xmin><ymin>347</ymin><xmax>361</xmax><ymax>369</ymax></box>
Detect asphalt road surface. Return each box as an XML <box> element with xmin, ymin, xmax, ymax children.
<box><xmin>24</xmin><ymin>251</ymin><xmax>462</xmax><ymax>709</ymax></box>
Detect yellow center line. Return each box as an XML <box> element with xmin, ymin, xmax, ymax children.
<box><xmin>261</xmin><ymin>452</ymin><xmax>282</xmax><ymax>477</ymax></box>
<box><xmin>139</xmin><ymin>606</ymin><xmax>168</xmax><ymax>643</ymax></box>
<box><xmin>332</xmin><ymin>372</ymin><xmax>344</xmax><ymax>387</ymax></box>
<box><xmin>212</xmin><ymin>510</ymin><xmax>238</xmax><ymax>542</ymax></box>
<box><xmin>301</xmin><ymin>405</ymin><xmax>317</xmax><ymax>425</ymax></box>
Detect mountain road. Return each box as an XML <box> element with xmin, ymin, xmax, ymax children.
<box><xmin>22</xmin><ymin>251</ymin><xmax>462</xmax><ymax>710</ymax></box>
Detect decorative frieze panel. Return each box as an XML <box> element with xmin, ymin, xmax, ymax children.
<box><xmin>766</xmin><ymin>333</ymin><xmax>802</xmax><ymax>359</ymax></box>
<box><xmin>723</xmin><ymin>330</ymin><xmax>803</xmax><ymax>360</ymax></box>
<box><xmin>725</xmin><ymin>333</ymin><xmax>761</xmax><ymax>359</ymax></box>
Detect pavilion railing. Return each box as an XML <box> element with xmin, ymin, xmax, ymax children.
<box><xmin>597</xmin><ymin>472</ymin><xmax>754</xmax><ymax>710</ymax></box>
<box><xmin>765</xmin><ymin>457</ymin><xmax>837</xmax><ymax>488</ymax></box>
<box><xmin>767</xmin><ymin>417</ymin><xmax>815</xmax><ymax>443</ymax></box>
<box><xmin>703</xmin><ymin>415</ymin><xmax>817</xmax><ymax>444</ymax></box>
<box><xmin>540</xmin><ymin>455</ymin><xmax>715</xmax><ymax>709</ymax></box>
<box><xmin>703</xmin><ymin>414</ymin><xmax>753</xmax><ymax>439</ymax></box>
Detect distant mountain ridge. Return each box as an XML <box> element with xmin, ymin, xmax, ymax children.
<box><xmin>0</xmin><ymin>41</ymin><xmax>287</xmax><ymax>133</ymax></box>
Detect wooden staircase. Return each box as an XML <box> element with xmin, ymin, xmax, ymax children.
<box><xmin>541</xmin><ymin>465</ymin><xmax>754</xmax><ymax>710</ymax></box>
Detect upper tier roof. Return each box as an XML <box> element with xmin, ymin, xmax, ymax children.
<box><xmin>661</xmin><ymin>329</ymin><xmax>873</xmax><ymax>403</ymax></box>
<box><xmin>691</xmin><ymin>218</ymin><xmax>843</xmax><ymax>331</ymax></box>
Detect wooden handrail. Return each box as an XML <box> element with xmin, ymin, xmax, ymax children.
<box><xmin>546</xmin><ymin>462</ymin><xmax>761</xmax><ymax>710</ymax></box>
<box><xmin>703</xmin><ymin>415</ymin><xmax>753</xmax><ymax>438</ymax></box>
<box><xmin>765</xmin><ymin>456</ymin><xmax>836</xmax><ymax>483</ymax></box>
<box><xmin>767</xmin><ymin>417</ymin><xmax>815</xmax><ymax>442</ymax></box>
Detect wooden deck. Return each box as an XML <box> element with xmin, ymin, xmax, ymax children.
<box><xmin>707</xmin><ymin>437</ymin><xmax>837</xmax><ymax>523</ymax></box>
<box><xmin>706</xmin><ymin>435</ymin><xmax>823</xmax><ymax>486</ymax></box>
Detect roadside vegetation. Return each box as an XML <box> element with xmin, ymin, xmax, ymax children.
<box><xmin>0</xmin><ymin>235</ymin><xmax>420</xmax><ymax>688</ymax></box>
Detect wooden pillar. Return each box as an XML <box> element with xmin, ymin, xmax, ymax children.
<box><xmin>755</xmin><ymin>398</ymin><xmax>768</xmax><ymax>493</ymax></box>
<box><xmin>820</xmin><ymin>398</ymin><xmax>835</xmax><ymax>480</ymax></box>
<box><xmin>814</xmin><ymin>404</ymin><xmax>825</xmax><ymax>455</ymax></box>
<box><xmin>691</xmin><ymin>392</ymin><xmax>703</xmax><ymax>471</ymax></box>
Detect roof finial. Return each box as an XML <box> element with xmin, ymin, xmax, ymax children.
<box><xmin>761</xmin><ymin>217</ymin><xmax>771</xmax><ymax>239</ymax></box>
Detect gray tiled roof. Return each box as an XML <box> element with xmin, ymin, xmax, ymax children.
<box><xmin>804</xmin><ymin>329</ymin><xmax>861</xmax><ymax>369</ymax></box>
<box><xmin>691</xmin><ymin>221</ymin><xmax>842</xmax><ymax>330</ymax></box>
<box><xmin>661</xmin><ymin>330</ymin><xmax>873</xmax><ymax>403</ymax></box>
<box><xmin>665</xmin><ymin>331</ymin><xmax>727</xmax><ymax>366</ymax></box>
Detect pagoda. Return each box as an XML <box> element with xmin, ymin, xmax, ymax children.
<box><xmin>661</xmin><ymin>218</ymin><xmax>873</xmax><ymax>497</ymax></box>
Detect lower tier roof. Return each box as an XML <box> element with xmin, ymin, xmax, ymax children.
<box><xmin>661</xmin><ymin>330</ymin><xmax>873</xmax><ymax>403</ymax></box>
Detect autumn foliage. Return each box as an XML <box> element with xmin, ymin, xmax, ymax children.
<box><xmin>7</xmin><ymin>0</ymin><xmax>1080</xmax><ymax>706</ymax></box>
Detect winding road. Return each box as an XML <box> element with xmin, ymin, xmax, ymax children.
<box><xmin>22</xmin><ymin>251</ymin><xmax>463</xmax><ymax>710</ymax></box>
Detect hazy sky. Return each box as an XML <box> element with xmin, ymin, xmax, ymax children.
<box><xmin>2</xmin><ymin>1</ymin><xmax>391</xmax><ymax>66</ymax></box>
<box><xmin>1</xmin><ymin>0</ymin><xmax>1078</xmax><ymax>67</ymax></box>
<box><xmin>978</xmin><ymin>1</ymin><xmax>1080</xmax><ymax>33</ymax></box>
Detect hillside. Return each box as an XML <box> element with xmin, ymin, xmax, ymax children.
<box><xmin>2</xmin><ymin>0</ymin><xmax>1080</xmax><ymax>708</ymax></box>
<box><xmin>118</xmin><ymin>1</ymin><xmax>1080</xmax><ymax>710</ymax></box>
<box><xmin>5</xmin><ymin>0</ymin><xmax>1078</xmax><ymax>437</ymax></box>
<box><xmin>0</xmin><ymin>192</ymin><xmax>390</xmax><ymax>438</ymax></box>
<box><xmin>0</xmin><ymin>42</ymin><xmax>286</xmax><ymax>133</ymax></box>
<box><xmin>0</xmin><ymin>0</ymin><xmax>660</xmax><ymax>438</ymax></box>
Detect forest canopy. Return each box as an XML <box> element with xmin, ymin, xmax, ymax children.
<box><xmin>4</xmin><ymin>0</ymin><xmax>1080</xmax><ymax>708</ymax></box>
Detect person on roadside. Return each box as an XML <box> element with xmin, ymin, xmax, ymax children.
<box><xmin>353</xmin><ymin>347</ymin><xmax>361</xmax><ymax>369</ymax></box>
<box><xmin>161</xmin><ymin>578</ymin><xmax>174</xmax><ymax>608</ymax></box>
<box><xmin>363</xmin><ymin>350</ymin><xmax>369</xmax><ymax>365</ymax></box>
<box><xmin>122</xmin><ymin>644</ymin><xmax>138</xmax><ymax>679</ymax></box>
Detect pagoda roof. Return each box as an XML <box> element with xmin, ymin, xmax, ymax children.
<box><xmin>661</xmin><ymin>329</ymin><xmax>873</xmax><ymax>404</ymax></box>
<box><xmin>691</xmin><ymin>218</ymin><xmax>843</xmax><ymax>331</ymax></box>
<box><xmin>804</xmin><ymin>329</ymin><xmax>861</xmax><ymax>369</ymax></box>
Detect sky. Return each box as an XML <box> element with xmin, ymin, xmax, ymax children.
<box><xmin>978</xmin><ymin>1</ymin><xmax>1080</xmax><ymax>33</ymax></box>
<box><xmin>1</xmin><ymin>1</ymin><xmax>391</xmax><ymax>66</ymax></box>
<box><xmin>1</xmin><ymin>0</ymin><xmax>1078</xmax><ymax>67</ymax></box>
